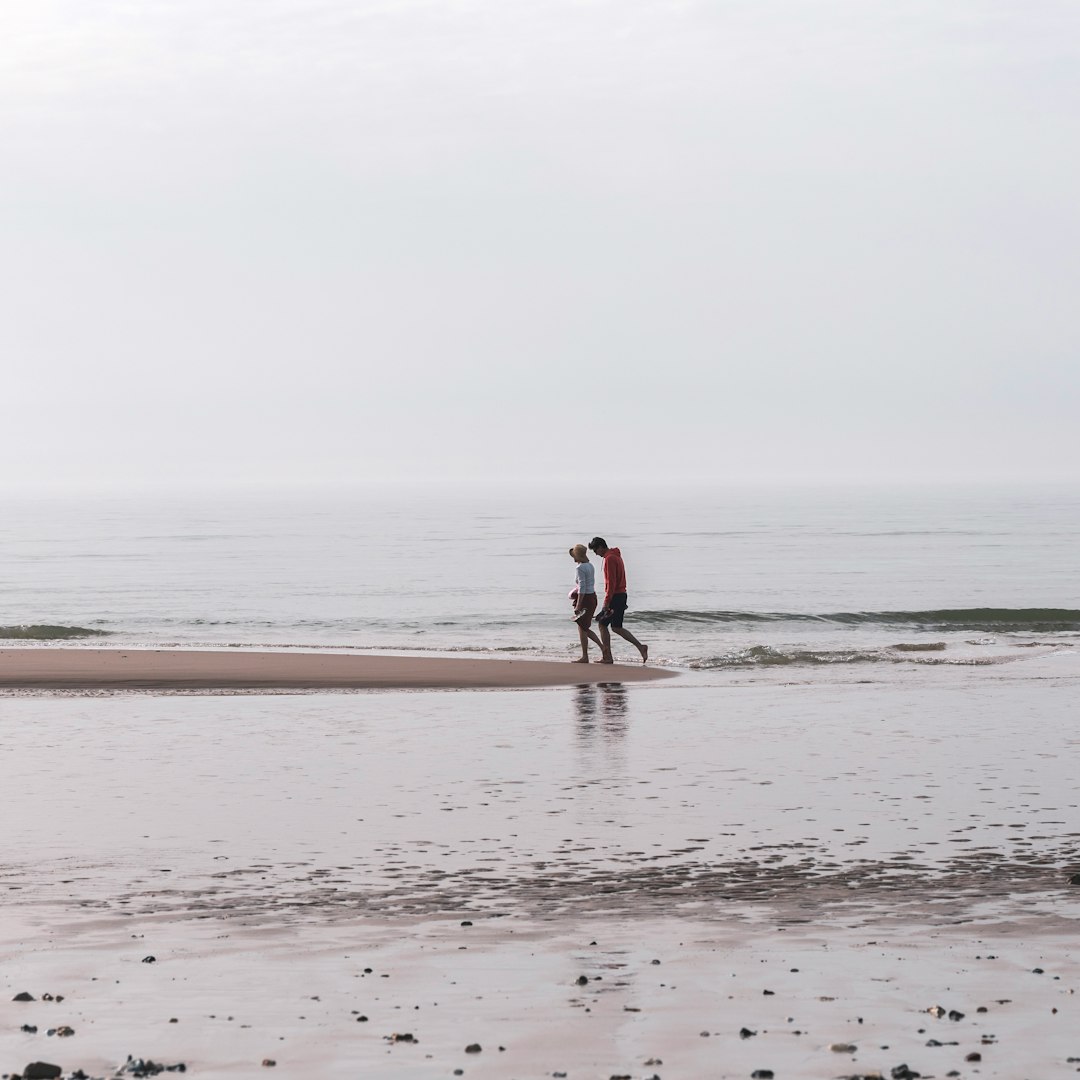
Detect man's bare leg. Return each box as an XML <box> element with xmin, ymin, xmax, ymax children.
<box><xmin>613</xmin><ymin>626</ymin><xmax>648</xmax><ymax>663</ymax></box>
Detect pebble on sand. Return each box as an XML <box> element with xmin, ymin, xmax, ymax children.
<box><xmin>21</xmin><ymin>1065</ymin><xmax>63</xmax><ymax>1080</ymax></box>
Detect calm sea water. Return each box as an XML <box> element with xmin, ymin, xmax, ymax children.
<box><xmin>2</xmin><ymin>483</ymin><xmax>1079</xmax><ymax>675</ymax></box>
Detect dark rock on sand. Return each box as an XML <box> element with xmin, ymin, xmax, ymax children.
<box><xmin>13</xmin><ymin>992</ymin><xmax>35</xmax><ymax>1002</ymax></box>
<box><xmin>465</xmin><ymin>1043</ymin><xmax>481</xmax><ymax>1053</ymax></box>
<box><xmin>751</xmin><ymin>1071</ymin><xmax>775</xmax><ymax>1079</ymax></box>
<box><xmin>21</xmin><ymin>1024</ymin><xmax>38</xmax><ymax>1033</ymax></box>
<box><xmin>22</xmin><ymin>1065</ymin><xmax>62</xmax><ymax>1080</ymax></box>
<box><xmin>891</xmin><ymin>1066</ymin><xmax>921</xmax><ymax>1080</ymax></box>
<box><xmin>118</xmin><ymin>1056</ymin><xmax>187</xmax><ymax>1075</ymax></box>
<box><xmin>1068</xmin><ymin>873</ymin><xmax>1080</xmax><ymax>885</ymax></box>
<box><xmin>576</xmin><ymin>975</ymin><xmax>589</xmax><ymax>986</ymax></box>
<box><xmin>739</xmin><ymin>1027</ymin><xmax>757</xmax><ymax>1039</ymax></box>
<box><xmin>947</xmin><ymin>1010</ymin><xmax>964</xmax><ymax>1021</ymax></box>
<box><xmin>966</xmin><ymin>1052</ymin><xmax>982</xmax><ymax>1062</ymax></box>
<box><xmin>261</xmin><ymin>1060</ymin><xmax>276</xmax><ymax>1067</ymax></box>
<box><xmin>142</xmin><ymin>956</ymin><xmax>157</xmax><ymax>964</ymax></box>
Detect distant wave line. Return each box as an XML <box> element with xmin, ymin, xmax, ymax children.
<box><xmin>0</xmin><ymin>624</ymin><xmax>111</xmax><ymax>640</ymax></box>
<box><xmin>637</xmin><ymin>608</ymin><xmax>1080</xmax><ymax>632</ymax></box>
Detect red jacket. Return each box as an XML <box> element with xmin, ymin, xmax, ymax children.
<box><xmin>602</xmin><ymin>547</ymin><xmax>627</xmax><ymax>604</ymax></box>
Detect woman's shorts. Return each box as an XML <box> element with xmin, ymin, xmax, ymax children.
<box><xmin>574</xmin><ymin>593</ymin><xmax>598</xmax><ymax>627</ymax></box>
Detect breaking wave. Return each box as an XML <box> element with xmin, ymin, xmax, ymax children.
<box><xmin>690</xmin><ymin>644</ymin><xmax>1009</xmax><ymax>669</ymax></box>
<box><xmin>0</xmin><ymin>624</ymin><xmax>110</xmax><ymax>640</ymax></box>
<box><xmin>639</xmin><ymin>608</ymin><xmax>1080</xmax><ymax>633</ymax></box>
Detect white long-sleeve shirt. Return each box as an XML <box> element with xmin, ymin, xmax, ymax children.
<box><xmin>574</xmin><ymin>561</ymin><xmax>596</xmax><ymax>595</ymax></box>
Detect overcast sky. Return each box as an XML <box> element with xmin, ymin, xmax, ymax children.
<box><xmin>2</xmin><ymin>0</ymin><xmax>1078</xmax><ymax>491</ymax></box>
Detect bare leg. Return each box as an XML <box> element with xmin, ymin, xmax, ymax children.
<box><xmin>573</xmin><ymin>622</ymin><xmax>590</xmax><ymax>663</ymax></box>
<box><xmin>613</xmin><ymin>625</ymin><xmax>648</xmax><ymax>663</ymax></box>
<box><xmin>598</xmin><ymin>624</ymin><xmax>614</xmax><ymax>664</ymax></box>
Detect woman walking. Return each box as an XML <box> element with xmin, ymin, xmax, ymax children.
<box><xmin>568</xmin><ymin>543</ymin><xmax>606</xmax><ymax>663</ymax></box>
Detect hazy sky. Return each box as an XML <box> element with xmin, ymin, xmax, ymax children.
<box><xmin>2</xmin><ymin>0</ymin><xmax>1078</xmax><ymax>490</ymax></box>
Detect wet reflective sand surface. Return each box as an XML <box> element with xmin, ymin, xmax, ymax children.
<box><xmin>2</xmin><ymin>659</ymin><xmax>1079</xmax><ymax>1077</ymax></box>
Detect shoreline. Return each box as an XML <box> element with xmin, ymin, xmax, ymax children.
<box><xmin>0</xmin><ymin>647</ymin><xmax>676</xmax><ymax>690</ymax></box>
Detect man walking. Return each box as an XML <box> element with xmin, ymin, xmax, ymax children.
<box><xmin>588</xmin><ymin>537</ymin><xmax>649</xmax><ymax>665</ymax></box>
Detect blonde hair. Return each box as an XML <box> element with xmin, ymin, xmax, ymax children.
<box><xmin>569</xmin><ymin>543</ymin><xmax>588</xmax><ymax>561</ymax></box>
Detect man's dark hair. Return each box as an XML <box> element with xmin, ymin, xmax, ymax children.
<box><xmin>588</xmin><ymin>537</ymin><xmax>607</xmax><ymax>552</ymax></box>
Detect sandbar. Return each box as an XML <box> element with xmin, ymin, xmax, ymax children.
<box><xmin>0</xmin><ymin>647</ymin><xmax>675</xmax><ymax>690</ymax></box>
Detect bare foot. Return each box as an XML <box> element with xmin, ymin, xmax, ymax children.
<box><xmin>599</xmin><ymin>655</ymin><xmax>614</xmax><ymax>665</ymax></box>
<box><xmin>640</xmin><ymin>643</ymin><xmax>649</xmax><ymax>664</ymax></box>
<box><xmin>572</xmin><ymin>657</ymin><xmax>589</xmax><ymax>664</ymax></box>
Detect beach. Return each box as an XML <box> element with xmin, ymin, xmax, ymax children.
<box><xmin>3</xmin><ymin>655</ymin><xmax>1079</xmax><ymax>1078</ymax></box>
<box><xmin>0</xmin><ymin>648</ymin><xmax>672</xmax><ymax>691</ymax></box>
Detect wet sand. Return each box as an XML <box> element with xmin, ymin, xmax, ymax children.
<box><xmin>2</xmin><ymin>666</ymin><xmax>1079</xmax><ymax>1077</ymax></box>
<box><xmin>0</xmin><ymin>648</ymin><xmax>673</xmax><ymax>690</ymax></box>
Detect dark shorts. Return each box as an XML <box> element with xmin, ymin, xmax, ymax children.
<box><xmin>598</xmin><ymin>593</ymin><xmax>628</xmax><ymax>629</ymax></box>
<box><xmin>574</xmin><ymin>592</ymin><xmax>598</xmax><ymax>627</ymax></box>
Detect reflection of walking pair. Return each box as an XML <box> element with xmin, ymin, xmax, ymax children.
<box><xmin>567</xmin><ymin>537</ymin><xmax>648</xmax><ymax>665</ymax></box>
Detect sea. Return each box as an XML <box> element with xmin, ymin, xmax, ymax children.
<box><xmin>4</xmin><ymin>483</ymin><xmax>1080</xmax><ymax>1080</ymax></box>
<box><xmin>2</xmin><ymin>482</ymin><xmax>1079</xmax><ymax>677</ymax></box>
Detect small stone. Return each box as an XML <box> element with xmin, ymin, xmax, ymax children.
<box><xmin>454</xmin><ymin>1071</ymin><xmax>464</xmax><ymax>1077</ymax></box>
<box><xmin>14</xmin><ymin>992</ymin><xmax>35</xmax><ymax>1002</ymax></box>
<box><xmin>576</xmin><ymin>975</ymin><xmax>589</xmax><ymax>986</ymax></box>
<box><xmin>388</xmin><ymin>1032</ymin><xmax>415</xmax><ymax>1043</ymax></box>
<box><xmin>965</xmin><ymin>1052</ymin><xmax>982</xmax><ymax>1062</ymax></box>
<box><xmin>976</xmin><ymin>1006</ymin><xmax>988</xmax><ymax>1013</ymax></box>
<box><xmin>751</xmin><ymin>1071</ymin><xmax>775</xmax><ymax>1079</ymax></box>
<box><xmin>356</xmin><ymin>1015</ymin><xmax>369</xmax><ymax>1022</ymax></box>
<box><xmin>762</xmin><ymin>989</ymin><xmax>775</xmax><ymax>996</ymax></box>
<box><xmin>261</xmin><ymin>1060</ymin><xmax>276</xmax><ymax>1068</ymax></box>
<box><xmin>460</xmin><ymin>920</ymin><xmax>473</xmax><ymax>927</ymax></box>
<box><xmin>22</xmin><ymin>1023</ymin><xmax>39</xmax><ymax>1033</ymax></box>
<box><xmin>1032</xmin><ymin>967</ymin><xmax>1044</xmax><ymax>974</ymax></box>
<box><xmin>170</xmin><ymin>1018</ymin><xmax>179</xmax><ymax>1023</ymax></box>
<box><xmin>927</xmin><ymin>1005</ymin><xmax>945</xmax><ymax>1018</ymax></box>
<box><xmin>55</xmin><ymin>1026</ymin><xmax>75</xmax><ymax>1037</ymax></box>
<box><xmin>142</xmin><ymin>955</ymin><xmax>157</xmax><ymax>964</ymax></box>
<box><xmin>947</xmin><ymin>1009</ymin><xmax>964</xmax><ymax>1021</ymax></box>
<box><xmin>41</xmin><ymin>994</ymin><xmax>54</xmax><ymax>1002</ymax></box>
<box><xmin>891</xmin><ymin>1066</ymin><xmax>921</xmax><ymax>1080</ymax></box>
<box><xmin>465</xmin><ymin>1043</ymin><xmax>481</xmax><ymax>1053</ymax></box>
<box><xmin>22</xmin><ymin>1065</ymin><xmax>63</xmax><ymax>1080</ymax></box>
<box><xmin>739</xmin><ymin>1028</ymin><xmax>757</xmax><ymax>1039</ymax></box>
<box><xmin>651</xmin><ymin>959</ymin><xmax>661</xmax><ymax>965</ymax></box>
<box><xmin>828</xmin><ymin>1043</ymin><xmax>857</xmax><ymax>1053</ymax></box>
